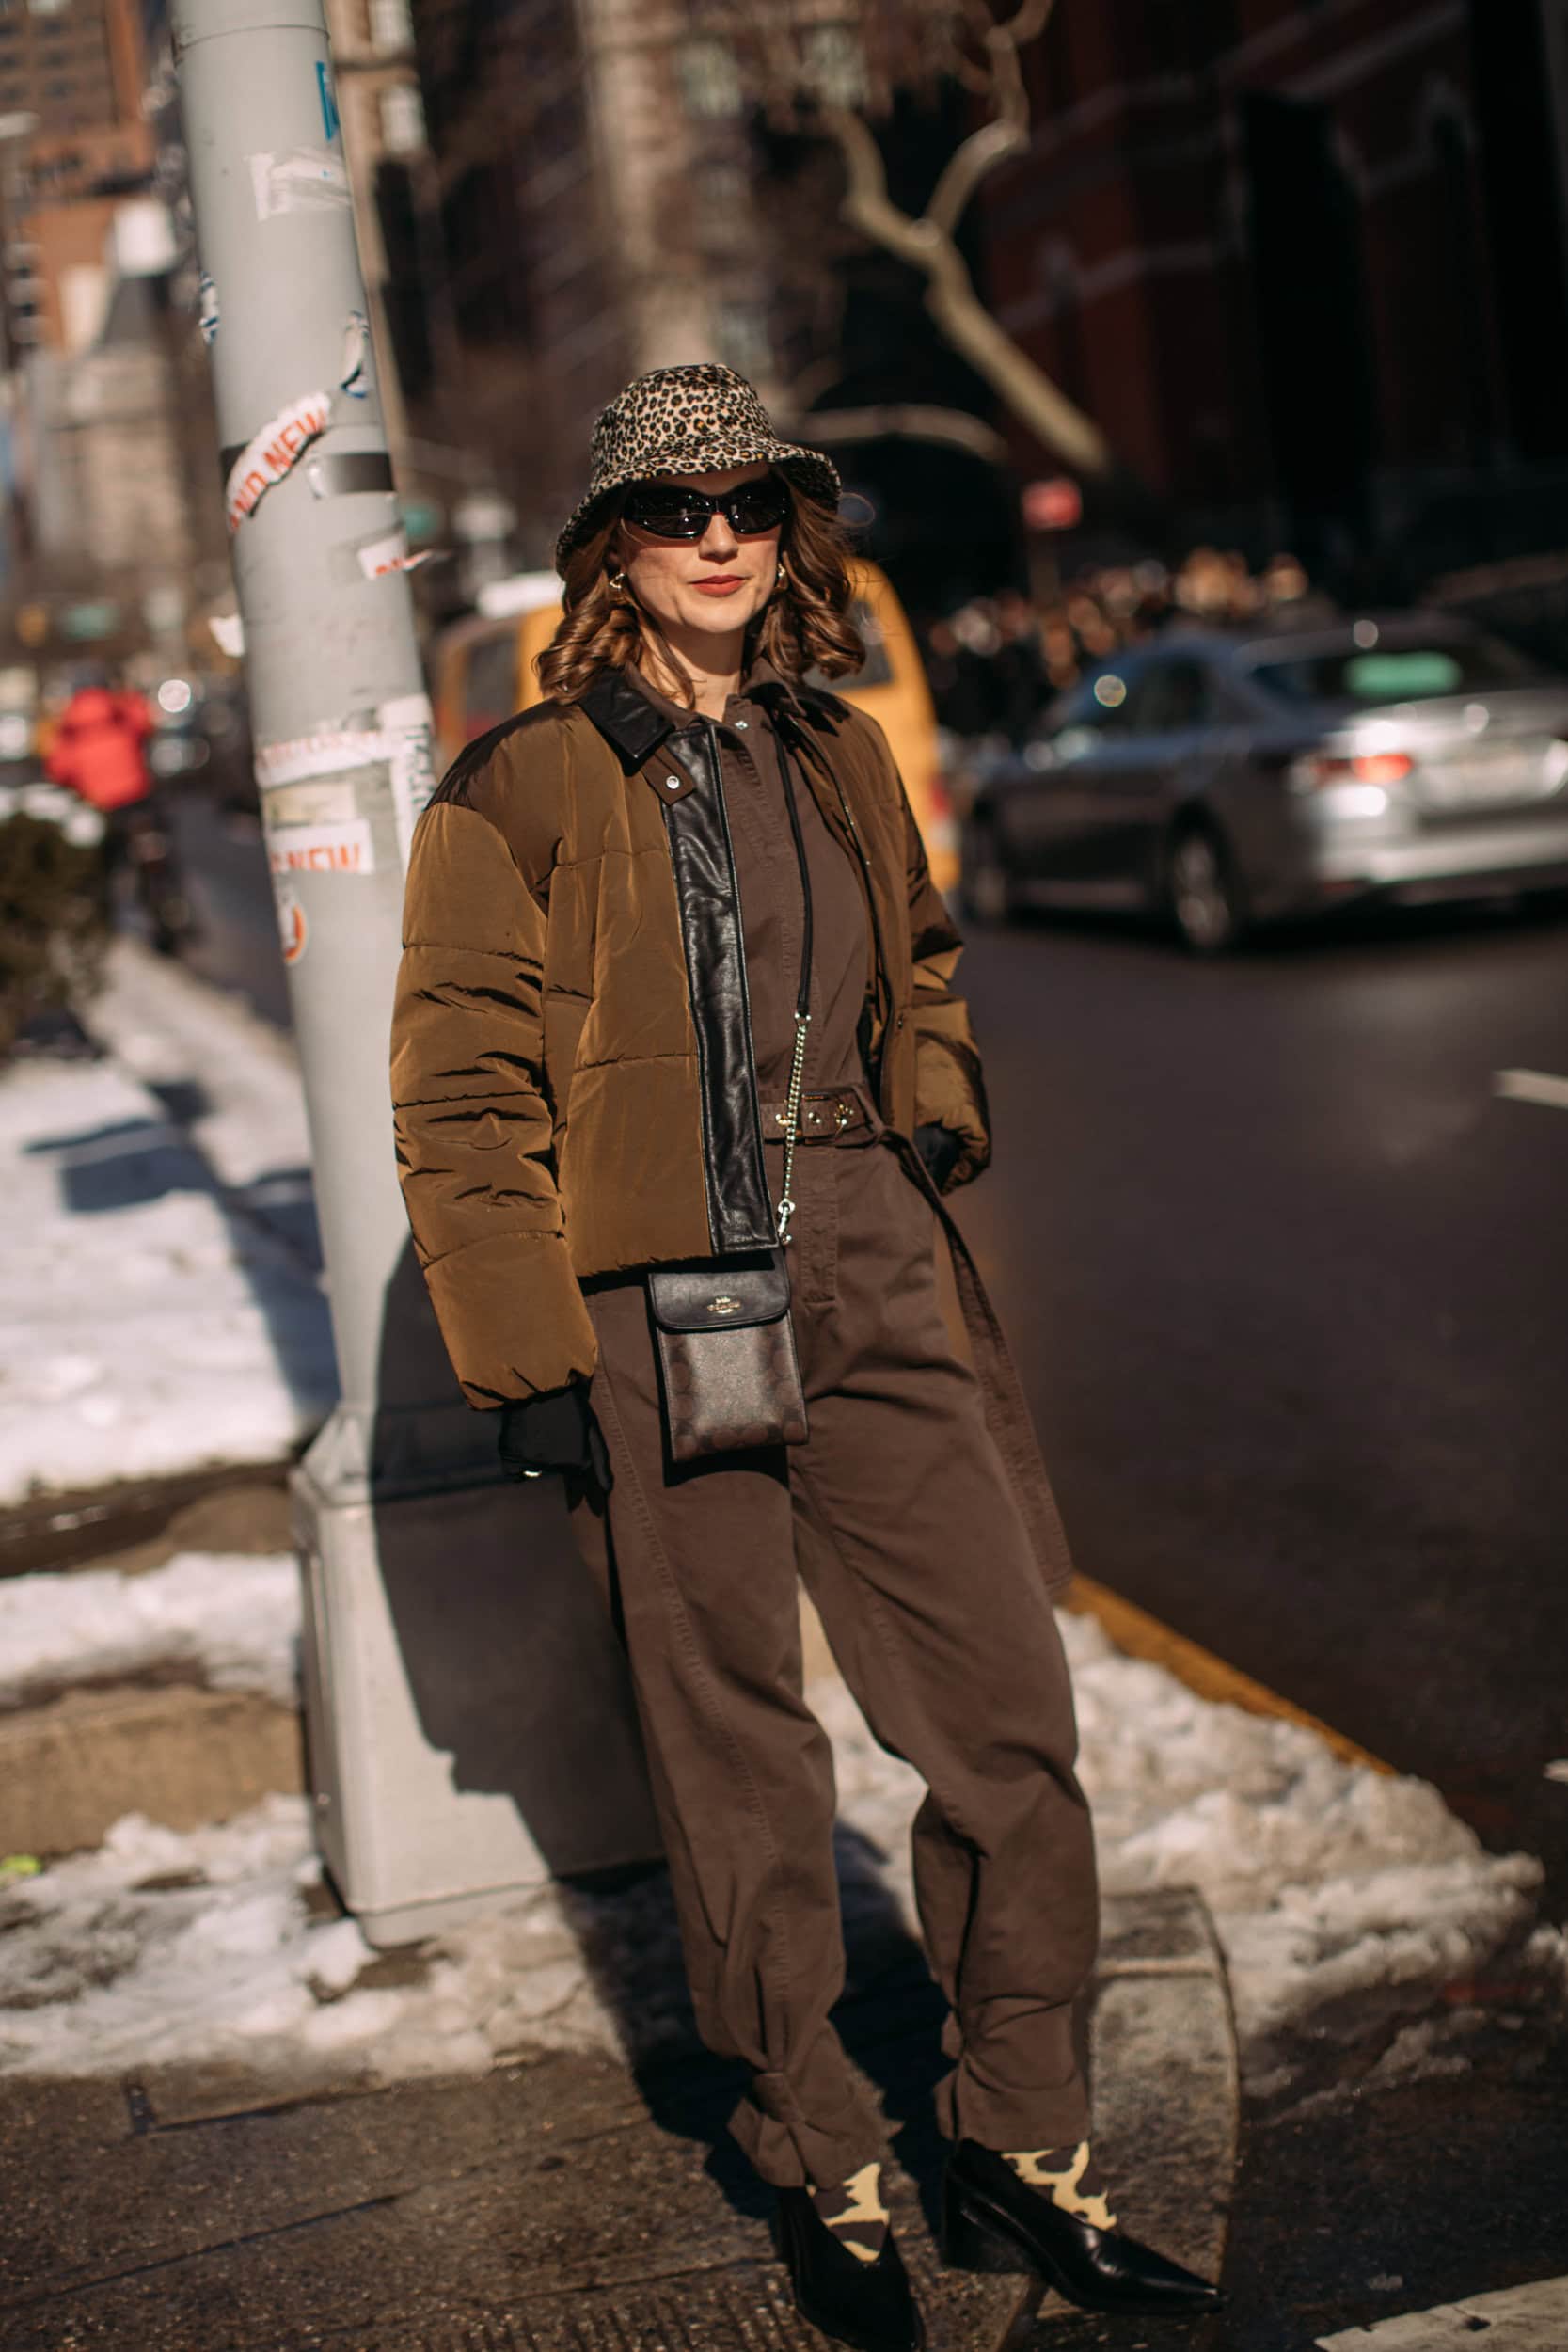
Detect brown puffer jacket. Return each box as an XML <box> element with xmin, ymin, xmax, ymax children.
<box><xmin>390</xmin><ymin>671</ymin><xmax>990</xmax><ymax>1409</ymax></box>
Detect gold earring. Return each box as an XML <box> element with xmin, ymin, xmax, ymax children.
<box><xmin>609</xmin><ymin>568</ymin><xmax>627</xmax><ymax>592</ymax></box>
<box><xmin>776</xmin><ymin>563</ymin><xmax>786</xmax><ymax>585</ymax></box>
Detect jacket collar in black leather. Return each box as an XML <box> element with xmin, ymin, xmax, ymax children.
<box><xmin>579</xmin><ymin>667</ymin><xmax>677</xmax><ymax>771</ymax></box>
<box><xmin>579</xmin><ymin>660</ymin><xmax>843</xmax><ymax>771</ymax></box>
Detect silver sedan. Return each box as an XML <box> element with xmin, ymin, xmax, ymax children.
<box><xmin>960</xmin><ymin>616</ymin><xmax>1568</xmax><ymax>950</ymax></box>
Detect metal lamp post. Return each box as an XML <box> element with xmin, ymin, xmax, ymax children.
<box><xmin>173</xmin><ymin>0</ymin><xmax>656</xmax><ymax>1943</ymax></box>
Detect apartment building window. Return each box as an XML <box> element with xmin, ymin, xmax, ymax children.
<box><xmin>380</xmin><ymin>79</ymin><xmax>426</xmax><ymax>157</ymax></box>
<box><xmin>677</xmin><ymin>36</ymin><xmax>741</xmax><ymax>119</ymax></box>
<box><xmin>694</xmin><ymin>159</ymin><xmax>748</xmax><ymax>248</ymax></box>
<box><xmin>715</xmin><ymin>296</ymin><xmax>769</xmax><ymax>379</ymax></box>
<box><xmin>370</xmin><ymin>0</ymin><xmax>412</xmax><ymax>51</ymax></box>
<box><xmin>801</xmin><ymin>23</ymin><xmax>865</xmax><ymax>108</ymax></box>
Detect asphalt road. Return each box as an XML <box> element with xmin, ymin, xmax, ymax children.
<box><xmin>950</xmin><ymin>898</ymin><xmax>1568</xmax><ymax>1907</ymax></box>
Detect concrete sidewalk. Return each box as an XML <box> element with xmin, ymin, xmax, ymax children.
<box><xmin>0</xmin><ymin>1886</ymin><xmax>1236</xmax><ymax>2352</ymax></box>
<box><xmin>0</xmin><ymin>1471</ymin><xmax>1241</xmax><ymax>2350</ymax></box>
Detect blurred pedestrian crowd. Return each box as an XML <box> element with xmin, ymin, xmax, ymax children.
<box><xmin>922</xmin><ymin>547</ymin><xmax>1331</xmax><ymax>739</ymax></box>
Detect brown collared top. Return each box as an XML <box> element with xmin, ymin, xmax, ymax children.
<box><xmin>626</xmin><ymin>660</ymin><xmax>871</xmax><ymax>1105</ymax></box>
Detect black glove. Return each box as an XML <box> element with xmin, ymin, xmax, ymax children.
<box><xmin>497</xmin><ymin>1385</ymin><xmax>612</xmax><ymax>1492</ymax></box>
<box><xmin>915</xmin><ymin>1121</ymin><xmax>963</xmax><ymax>1193</ymax></box>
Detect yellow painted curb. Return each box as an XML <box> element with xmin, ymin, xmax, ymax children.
<box><xmin>1064</xmin><ymin>1573</ymin><xmax>1396</xmax><ymax>1776</ymax></box>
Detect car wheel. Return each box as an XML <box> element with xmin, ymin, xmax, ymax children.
<box><xmin>961</xmin><ymin>814</ymin><xmax>1017</xmax><ymax>926</ymax></box>
<box><xmin>1167</xmin><ymin>825</ymin><xmax>1244</xmax><ymax>954</ymax></box>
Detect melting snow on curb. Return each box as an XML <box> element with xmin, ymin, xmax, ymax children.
<box><xmin>0</xmin><ymin>1563</ymin><xmax>1560</xmax><ymax>2097</ymax></box>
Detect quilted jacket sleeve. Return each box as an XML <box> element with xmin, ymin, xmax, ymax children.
<box><xmin>904</xmin><ymin>792</ymin><xmax>991</xmax><ymax>1192</ymax></box>
<box><xmin>390</xmin><ymin>797</ymin><xmax>597</xmax><ymax>1407</ymax></box>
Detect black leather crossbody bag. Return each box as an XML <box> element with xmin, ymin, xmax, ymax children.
<box><xmin>647</xmin><ymin>1248</ymin><xmax>808</xmax><ymax>1460</ymax></box>
<box><xmin>648</xmin><ymin>733</ymin><xmax>815</xmax><ymax>1461</ymax></box>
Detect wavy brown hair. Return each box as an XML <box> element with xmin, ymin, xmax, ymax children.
<box><xmin>535</xmin><ymin>479</ymin><xmax>864</xmax><ymax>707</ymax></box>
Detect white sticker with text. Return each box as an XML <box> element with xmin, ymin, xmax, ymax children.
<box><xmin>267</xmin><ymin>817</ymin><xmax>375</xmax><ymax>876</ymax></box>
<box><xmin>255</xmin><ymin>730</ymin><xmax>386</xmax><ymax>791</ymax></box>
<box><xmin>261</xmin><ymin>779</ymin><xmax>357</xmax><ymax>827</ymax></box>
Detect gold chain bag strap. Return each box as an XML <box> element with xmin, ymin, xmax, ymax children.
<box><xmin>647</xmin><ymin>730</ymin><xmax>814</xmax><ymax>1461</ymax></box>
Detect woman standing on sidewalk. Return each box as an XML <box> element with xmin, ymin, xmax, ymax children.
<box><xmin>390</xmin><ymin>364</ymin><xmax>1221</xmax><ymax>2352</ymax></box>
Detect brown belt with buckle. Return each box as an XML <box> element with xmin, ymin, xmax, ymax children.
<box><xmin>761</xmin><ymin>1083</ymin><xmax>878</xmax><ymax>1142</ymax></box>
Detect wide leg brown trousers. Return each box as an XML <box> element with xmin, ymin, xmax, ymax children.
<box><xmin>570</xmin><ymin>1130</ymin><xmax>1099</xmax><ymax>2189</ymax></box>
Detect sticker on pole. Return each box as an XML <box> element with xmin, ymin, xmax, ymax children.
<box><xmin>277</xmin><ymin>883</ymin><xmax>308</xmax><ymax>967</ymax></box>
<box><xmin>382</xmin><ymin>692</ymin><xmax>437</xmax><ymax>868</ymax></box>
<box><xmin>268</xmin><ymin>818</ymin><xmax>375</xmax><ymax>876</ymax></box>
<box><xmin>317</xmin><ymin>62</ymin><xmax>341</xmax><ymax>144</ymax></box>
<box><xmin>256</xmin><ymin>726</ymin><xmax>387</xmax><ymax>791</ymax></box>
<box><xmin>249</xmin><ymin>146</ymin><xmax>350</xmax><ymax>221</ymax></box>
<box><xmin>256</xmin><ymin>700</ymin><xmax>437</xmax><ymax>873</ymax></box>
<box><xmin>340</xmin><ymin>310</ymin><xmax>371</xmax><ymax>398</ymax></box>
<box><xmin>226</xmin><ymin>391</ymin><xmax>332</xmax><ymax>532</ymax></box>
<box><xmin>349</xmin><ymin>526</ymin><xmax>440</xmax><ymax>580</ymax></box>
<box><xmin>263</xmin><ymin>779</ymin><xmax>356</xmax><ymax>827</ymax></box>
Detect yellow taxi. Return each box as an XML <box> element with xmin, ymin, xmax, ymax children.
<box><xmin>431</xmin><ymin>560</ymin><xmax>958</xmax><ymax>892</ymax></box>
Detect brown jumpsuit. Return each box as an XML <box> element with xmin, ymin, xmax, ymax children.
<box><xmin>569</xmin><ymin>672</ymin><xmax>1099</xmax><ymax>2190</ymax></box>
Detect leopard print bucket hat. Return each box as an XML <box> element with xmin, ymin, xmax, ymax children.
<box><xmin>555</xmin><ymin>362</ymin><xmax>842</xmax><ymax>572</ymax></box>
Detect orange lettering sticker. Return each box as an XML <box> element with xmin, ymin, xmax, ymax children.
<box><xmin>277</xmin><ymin>885</ymin><xmax>307</xmax><ymax>968</ymax></box>
<box><xmin>266</xmin><ymin>817</ymin><xmax>375</xmax><ymax>878</ymax></box>
<box><xmin>225</xmin><ymin>389</ymin><xmax>332</xmax><ymax>532</ymax></box>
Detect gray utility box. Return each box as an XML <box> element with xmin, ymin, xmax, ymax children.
<box><xmin>293</xmin><ymin>1466</ymin><xmax>661</xmax><ymax>1948</ymax></box>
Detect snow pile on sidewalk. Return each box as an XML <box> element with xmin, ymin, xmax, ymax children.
<box><xmin>0</xmin><ymin>1551</ymin><xmax>299</xmax><ymax>1709</ymax></box>
<box><xmin>0</xmin><ymin>1572</ymin><xmax>1560</xmax><ymax>2094</ymax></box>
<box><xmin>0</xmin><ymin>947</ymin><xmax>332</xmax><ymax>1504</ymax></box>
<box><xmin>823</xmin><ymin>1620</ymin><xmax>1561</xmax><ymax>2079</ymax></box>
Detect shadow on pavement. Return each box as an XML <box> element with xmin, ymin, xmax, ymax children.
<box><xmin>24</xmin><ymin>1100</ymin><xmax>330</xmax><ymax>1425</ymax></box>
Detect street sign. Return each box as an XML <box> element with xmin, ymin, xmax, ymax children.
<box><xmin>1022</xmin><ymin>476</ymin><xmax>1083</xmax><ymax>532</ymax></box>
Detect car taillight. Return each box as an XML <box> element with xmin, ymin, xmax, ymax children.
<box><xmin>1293</xmin><ymin>750</ymin><xmax>1414</xmax><ymax>790</ymax></box>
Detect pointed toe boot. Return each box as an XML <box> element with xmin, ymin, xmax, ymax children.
<box><xmin>942</xmin><ymin>2141</ymin><xmax>1225</xmax><ymax>2318</ymax></box>
<box><xmin>775</xmin><ymin>2189</ymin><xmax>926</xmax><ymax>2352</ymax></box>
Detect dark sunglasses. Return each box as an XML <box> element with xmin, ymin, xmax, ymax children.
<box><xmin>621</xmin><ymin>476</ymin><xmax>790</xmax><ymax>540</ymax></box>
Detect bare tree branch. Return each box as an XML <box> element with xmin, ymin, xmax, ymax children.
<box><xmin>927</xmin><ymin>0</ymin><xmax>1047</xmax><ymax>230</ymax></box>
<box><xmin>815</xmin><ymin>3</ymin><xmax>1109</xmax><ymax>480</ymax></box>
<box><xmin>819</xmin><ymin>103</ymin><xmax>930</xmax><ymax>267</ymax></box>
<box><xmin>925</xmin><ymin>115</ymin><xmax>1023</xmax><ymax>237</ymax></box>
<box><xmin>734</xmin><ymin>0</ymin><xmax>1109</xmax><ymax>477</ymax></box>
<box><xmin>1000</xmin><ymin>0</ymin><xmax>1055</xmax><ymax>45</ymax></box>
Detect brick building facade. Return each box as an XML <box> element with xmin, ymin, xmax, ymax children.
<box><xmin>977</xmin><ymin>0</ymin><xmax>1568</xmax><ymax>569</ymax></box>
<box><xmin>410</xmin><ymin>0</ymin><xmax>782</xmax><ymax>556</ymax></box>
